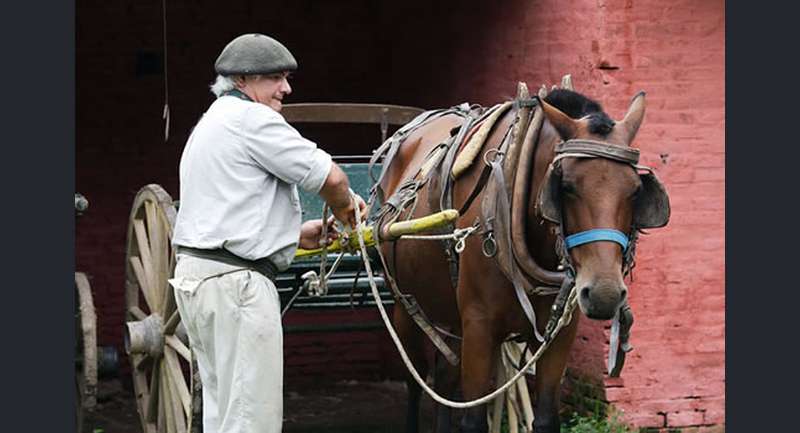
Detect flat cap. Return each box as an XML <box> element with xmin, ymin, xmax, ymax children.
<box><xmin>214</xmin><ymin>33</ymin><xmax>297</xmax><ymax>76</ymax></box>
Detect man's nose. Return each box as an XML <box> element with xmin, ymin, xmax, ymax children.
<box><xmin>282</xmin><ymin>79</ymin><xmax>292</xmax><ymax>94</ymax></box>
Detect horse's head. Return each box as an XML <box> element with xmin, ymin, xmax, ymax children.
<box><xmin>536</xmin><ymin>90</ymin><xmax>669</xmax><ymax>320</ymax></box>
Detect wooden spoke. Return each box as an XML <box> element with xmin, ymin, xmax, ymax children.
<box><xmin>163</xmin><ymin>351</ymin><xmax>189</xmax><ymax>432</ymax></box>
<box><xmin>164</xmin><ymin>310</ymin><xmax>181</xmax><ymax>336</ymax></box>
<box><xmin>129</xmin><ymin>306</ymin><xmax>148</xmax><ymax>321</ymax></box>
<box><xmin>166</xmin><ymin>335</ymin><xmax>191</xmax><ymax>362</ymax></box>
<box><xmin>146</xmin><ymin>362</ymin><xmax>161</xmax><ymax>423</ymax></box>
<box><xmin>161</xmin><ymin>364</ymin><xmax>178</xmax><ymax>433</ymax></box>
<box><xmin>157</xmin><ymin>365</ymin><xmax>167</xmax><ymax>432</ymax></box>
<box><xmin>134</xmin><ymin>219</ymin><xmax>157</xmax><ymax>308</ymax></box>
<box><xmin>146</xmin><ymin>200</ymin><xmax>172</xmax><ymax>317</ymax></box>
<box><xmin>131</xmin><ymin>354</ymin><xmax>152</xmax><ymax>426</ymax></box>
<box><xmin>130</xmin><ymin>256</ymin><xmax>157</xmax><ymax>313</ymax></box>
<box><xmin>164</xmin><ymin>347</ymin><xmax>192</xmax><ymax>419</ymax></box>
<box><xmin>134</xmin><ymin>353</ymin><xmax>154</xmax><ymax>372</ymax></box>
<box><xmin>161</xmin><ymin>279</ymin><xmax>177</xmax><ymax>322</ymax></box>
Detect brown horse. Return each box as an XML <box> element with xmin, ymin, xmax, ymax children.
<box><xmin>375</xmin><ymin>87</ymin><xmax>668</xmax><ymax>433</ymax></box>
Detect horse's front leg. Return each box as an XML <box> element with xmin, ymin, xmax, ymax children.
<box><xmin>393</xmin><ymin>302</ymin><xmax>429</xmax><ymax>433</ymax></box>
<box><xmin>459</xmin><ymin>311</ymin><xmax>499</xmax><ymax>433</ymax></box>
<box><xmin>531</xmin><ymin>313</ymin><xmax>581</xmax><ymax>433</ymax></box>
<box><xmin>433</xmin><ymin>345</ymin><xmax>461</xmax><ymax>433</ymax></box>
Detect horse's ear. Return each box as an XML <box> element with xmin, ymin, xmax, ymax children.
<box><xmin>617</xmin><ymin>91</ymin><xmax>647</xmax><ymax>144</ymax></box>
<box><xmin>540</xmin><ymin>98</ymin><xmax>578</xmax><ymax>140</ymax></box>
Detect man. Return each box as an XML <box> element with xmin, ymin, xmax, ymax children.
<box><xmin>169</xmin><ymin>33</ymin><xmax>366</xmax><ymax>433</ymax></box>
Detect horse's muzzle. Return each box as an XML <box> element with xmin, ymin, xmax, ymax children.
<box><xmin>577</xmin><ymin>278</ymin><xmax>627</xmax><ymax>320</ymax></box>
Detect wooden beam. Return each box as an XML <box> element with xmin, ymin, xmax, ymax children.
<box><xmin>281</xmin><ymin>103</ymin><xmax>424</xmax><ymax>126</ymax></box>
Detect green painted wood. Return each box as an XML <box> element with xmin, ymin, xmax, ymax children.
<box><xmin>299</xmin><ymin>163</ymin><xmax>380</xmax><ymax>222</ymax></box>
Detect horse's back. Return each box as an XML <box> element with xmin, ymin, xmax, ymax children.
<box><xmin>379</xmin><ymin>113</ymin><xmax>467</xmax><ymax>330</ymax></box>
<box><xmin>380</xmin><ymin>114</ymin><xmax>465</xmax><ymax>199</ymax></box>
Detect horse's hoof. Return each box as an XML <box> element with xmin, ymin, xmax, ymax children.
<box><xmin>532</xmin><ymin>414</ymin><xmax>561</xmax><ymax>433</ymax></box>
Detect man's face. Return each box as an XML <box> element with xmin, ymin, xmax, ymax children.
<box><xmin>239</xmin><ymin>72</ymin><xmax>292</xmax><ymax>112</ymax></box>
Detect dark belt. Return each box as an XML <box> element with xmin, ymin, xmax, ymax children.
<box><xmin>176</xmin><ymin>246</ymin><xmax>278</xmax><ymax>281</ymax></box>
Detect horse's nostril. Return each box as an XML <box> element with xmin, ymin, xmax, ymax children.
<box><xmin>620</xmin><ymin>289</ymin><xmax>627</xmax><ymax>301</ymax></box>
<box><xmin>580</xmin><ymin>287</ymin><xmax>591</xmax><ymax>300</ymax></box>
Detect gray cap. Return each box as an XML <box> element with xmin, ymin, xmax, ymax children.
<box><xmin>214</xmin><ymin>33</ymin><xmax>298</xmax><ymax>76</ymax></box>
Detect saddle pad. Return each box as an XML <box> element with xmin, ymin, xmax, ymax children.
<box><xmin>452</xmin><ymin>101</ymin><xmax>513</xmax><ymax>179</ymax></box>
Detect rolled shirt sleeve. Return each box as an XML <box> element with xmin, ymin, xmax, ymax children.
<box><xmin>240</xmin><ymin>104</ymin><xmax>333</xmax><ymax>193</ymax></box>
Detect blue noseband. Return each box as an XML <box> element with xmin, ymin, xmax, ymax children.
<box><xmin>564</xmin><ymin>229</ymin><xmax>629</xmax><ymax>252</ymax></box>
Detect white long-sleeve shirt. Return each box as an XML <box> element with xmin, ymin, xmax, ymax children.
<box><xmin>172</xmin><ymin>95</ymin><xmax>332</xmax><ymax>270</ymax></box>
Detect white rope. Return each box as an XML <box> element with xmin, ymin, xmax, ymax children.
<box><xmin>398</xmin><ymin>226</ymin><xmax>477</xmax><ymax>241</ymax></box>
<box><xmin>350</xmin><ymin>193</ymin><xmax>579</xmax><ymax>408</ymax></box>
<box><xmin>398</xmin><ymin>226</ymin><xmax>478</xmax><ymax>253</ymax></box>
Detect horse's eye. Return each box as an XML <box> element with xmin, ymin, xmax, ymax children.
<box><xmin>561</xmin><ymin>181</ymin><xmax>578</xmax><ymax>195</ymax></box>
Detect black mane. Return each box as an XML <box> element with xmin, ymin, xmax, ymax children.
<box><xmin>543</xmin><ymin>89</ymin><xmax>615</xmax><ymax>136</ymax></box>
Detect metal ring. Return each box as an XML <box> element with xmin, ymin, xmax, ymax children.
<box><xmin>483</xmin><ymin>149</ymin><xmax>505</xmax><ymax>166</ymax></box>
<box><xmin>482</xmin><ymin>234</ymin><xmax>497</xmax><ymax>257</ymax></box>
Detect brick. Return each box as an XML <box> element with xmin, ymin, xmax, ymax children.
<box><xmin>667</xmin><ymin>410</ymin><xmax>706</xmax><ymax>427</ymax></box>
<box><xmin>621</xmin><ymin>411</ymin><xmax>666</xmax><ymax>428</ymax></box>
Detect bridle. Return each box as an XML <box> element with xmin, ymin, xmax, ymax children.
<box><xmin>540</xmin><ymin>138</ymin><xmax>646</xmax><ymax>337</ymax></box>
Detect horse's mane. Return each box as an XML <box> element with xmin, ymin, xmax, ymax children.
<box><xmin>543</xmin><ymin>89</ymin><xmax>615</xmax><ymax>136</ymax></box>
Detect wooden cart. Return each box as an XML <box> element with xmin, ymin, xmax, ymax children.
<box><xmin>122</xmin><ymin>103</ymin><xmax>424</xmax><ymax>433</ymax></box>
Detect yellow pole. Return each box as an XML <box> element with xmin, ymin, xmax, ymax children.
<box><xmin>294</xmin><ymin>209</ymin><xmax>460</xmax><ymax>259</ymax></box>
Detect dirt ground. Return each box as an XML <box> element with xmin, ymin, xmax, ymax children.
<box><xmin>83</xmin><ymin>377</ymin><xmax>435</xmax><ymax>433</ymax></box>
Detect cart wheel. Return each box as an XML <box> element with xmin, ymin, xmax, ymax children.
<box><xmin>124</xmin><ymin>184</ymin><xmax>198</xmax><ymax>433</ymax></box>
<box><xmin>75</xmin><ymin>271</ymin><xmax>97</xmax><ymax>432</ymax></box>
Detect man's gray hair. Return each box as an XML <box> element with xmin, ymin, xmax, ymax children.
<box><xmin>210</xmin><ymin>74</ymin><xmax>237</xmax><ymax>98</ymax></box>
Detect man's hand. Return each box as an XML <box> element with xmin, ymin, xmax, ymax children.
<box><xmin>298</xmin><ymin>217</ymin><xmax>339</xmax><ymax>250</ymax></box>
<box><xmin>331</xmin><ymin>193</ymin><xmax>367</xmax><ymax>229</ymax></box>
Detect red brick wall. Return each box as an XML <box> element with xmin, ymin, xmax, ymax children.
<box><xmin>77</xmin><ymin>0</ymin><xmax>724</xmax><ymax>430</ymax></box>
<box><xmin>430</xmin><ymin>1</ymin><xmax>724</xmax><ymax>430</ymax></box>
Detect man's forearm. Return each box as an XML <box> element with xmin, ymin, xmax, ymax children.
<box><xmin>318</xmin><ymin>163</ymin><xmax>351</xmax><ymax>209</ymax></box>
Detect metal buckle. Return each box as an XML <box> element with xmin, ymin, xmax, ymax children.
<box><xmin>482</xmin><ymin>232</ymin><xmax>497</xmax><ymax>257</ymax></box>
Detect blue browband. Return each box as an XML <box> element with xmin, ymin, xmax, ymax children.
<box><xmin>564</xmin><ymin>229</ymin><xmax>629</xmax><ymax>252</ymax></box>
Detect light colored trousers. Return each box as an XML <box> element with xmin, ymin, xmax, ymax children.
<box><xmin>170</xmin><ymin>253</ymin><xmax>283</xmax><ymax>433</ymax></box>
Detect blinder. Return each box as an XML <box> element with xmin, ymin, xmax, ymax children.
<box><xmin>634</xmin><ymin>171</ymin><xmax>670</xmax><ymax>229</ymax></box>
<box><xmin>536</xmin><ymin>139</ymin><xmax>671</xmax><ymax>231</ymax></box>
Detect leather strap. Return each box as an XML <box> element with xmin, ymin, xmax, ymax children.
<box><xmin>564</xmin><ymin>228</ymin><xmax>629</xmax><ymax>252</ymax></box>
<box><xmin>555</xmin><ymin>140</ymin><xmax>640</xmax><ymax>165</ymax></box>
<box><xmin>488</xmin><ymin>140</ymin><xmax>545</xmax><ymax>342</ymax></box>
<box><xmin>399</xmin><ymin>294</ymin><xmax>460</xmax><ymax>366</ymax></box>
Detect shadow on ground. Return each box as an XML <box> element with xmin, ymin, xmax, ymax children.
<box><xmin>84</xmin><ymin>378</ymin><xmax>435</xmax><ymax>433</ymax></box>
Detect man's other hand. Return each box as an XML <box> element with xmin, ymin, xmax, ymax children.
<box><xmin>298</xmin><ymin>217</ymin><xmax>339</xmax><ymax>250</ymax></box>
